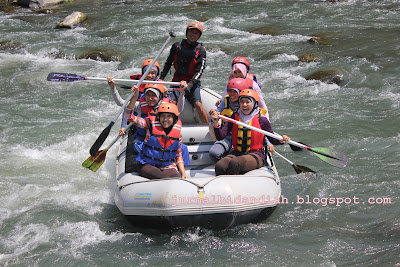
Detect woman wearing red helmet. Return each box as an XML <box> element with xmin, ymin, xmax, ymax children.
<box><xmin>208</xmin><ymin>78</ymin><xmax>248</xmax><ymax>160</ymax></box>
<box><xmin>127</xmin><ymin>102</ymin><xmax>187</xmax><ymax>179</ymax></box>
<box><xmin>217</xmin><ymin>56</ymin><xmax>270</xmax><ymax>120</ymax></box>
<box><xmin>210</xmin><ymin>89</ymin><xmax>290</xmax><ymax>175</ymax></box>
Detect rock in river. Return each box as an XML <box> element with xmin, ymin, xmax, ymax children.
<box><xmin>56</xmin><ymin>11</ymin><xmax>87</xmax><ymax>29</ymax></box>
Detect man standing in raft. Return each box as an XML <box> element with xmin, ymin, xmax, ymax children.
<box><xmin>160</xmin><ymin>21</ymin><xmax>209</xmax><ymax>123</ymax></box>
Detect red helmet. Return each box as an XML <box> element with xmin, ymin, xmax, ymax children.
<box><xmin>232</xmin><ymin>56</ymin><xmax>250</xmax><ymax>70</ymax></box>
<box><xmin>157</xmin><ymin>103</ymin><xmax>179</xmax><ymax>117</ymax></box>
<box><xmin>227</xmin><ymin>78</ymin><xmax>249</xmax><ymax>92</ymax></box>
<box><xmin>143</xmin><ymin>82</ymin><xmax>166</xmax><ymax>96</ymax></box>
<box><xmin>141</xmin><ymin>59</ymin><xmax>160</xmax><ymax>74</ymax></box>
<box><xmin>186</xmin><ymin>21</ymin><xmax>203</xmax><ymax>36</ymax></box>
<box><xmin>239</xmin><ymin>89</ymin><xmax>259</xmax><ymax>103</ymax></box>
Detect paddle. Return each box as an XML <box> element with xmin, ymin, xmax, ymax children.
<box><xmin>87</xmin><ymin>32</ymin><xmax>175</xmax><ymax>157</ymax></box>
<box><xmin>82</xmin><ymin>124</ymin><xmax>133</xmax><ymax>172</ymax></box>
<box><xmin>46</xmin><ymin>73</ymin><xmax>181</xmax><ymax>86</ymax></box>
<box><xmin>218</xmin><ymin>115</ymin><xmax>348</xmax><ymax>169</ymax></box>
<box><xmin>273</xmin><ymin>151</ymin><xmax>316</xmax><ymax>174</ymax></box>
<box><xmin>289</xmin><ymin>142</ymin><xmax>306</xmax><ymax>151</ymax></box>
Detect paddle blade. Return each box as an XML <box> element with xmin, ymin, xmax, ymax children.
<box><xmin>82</xmin><ymin>150</ymin><xmax>102</xmax><ymax>168</ymax></box>
<box><xmin>310</xmin><ymin>147</ymin><xmax>348</xmax><ymax>169</ymax></box>
<box><xmin>90</xmin><ymin>122</ymin><xmax>114</xmax><ymax>157</ymax></box>
<box><xmin>47</xmin><ymin>72</ymin><xmax>86</xmax><ymax>82</ymax></box>
<box><xmin>293</xmin><ymin>164</ymin><xmax>316</xmax><ymax>174</ymax></box>
<box><xmin>88</xmin><ymin>149</ymin><xmax>108</xmax><ymax>172</ymax></box>
<box><xmin>82</xmin><ymin>149</ymin><xmax>108</xmax><ymax>172</ymax></box>
<box><xmin>289</xmin><ymin>142</ymin><xmax>307</xmax><ymax>151</ymax></box>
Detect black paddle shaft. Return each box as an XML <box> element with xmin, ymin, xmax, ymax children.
<box><xmin>90</xmin><ymin>122</ymin><xmax>113</xmax><ymax>157</ymax></box>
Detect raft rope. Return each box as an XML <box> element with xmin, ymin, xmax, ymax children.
<box><xmin>118</xmin><ymin>176</ymin><xmax>219</xmax><ymax>195</ymax></box>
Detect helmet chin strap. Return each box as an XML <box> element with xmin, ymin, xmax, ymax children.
<box><xmin>251</xmin><ymin>102</ymin><xmax>259</xmax><ymax>113</ymax></box>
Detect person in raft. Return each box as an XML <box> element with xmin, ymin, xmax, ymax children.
<box><xmin>106</xmin><ymin>59</ymin><xmax>163</xmax><ymax>136</ymax></box>
<box><xmin>209</xmin><ymin>89</ymin><xmax>290</xmax><ymax>175</ymax></box>
<box><xmin>126</xmin><ymin>103</ymin><xmax>187</xmax><ymax>179</ymax></box>
<box><xmin>159</xmin><ymin>21</ymin><xmax>209</xmax><ymax>123</ymax></box>
<box><xmin>124</xmin><ymin>82</ymin><xmax>186</xmax><ymax>141</ymax></box>
<box><xmin>216</xmin><ymin>56</ymin><xmax>269</xmax><ymax>120</ymax></box>
<box><xmin>209</xmin><ymin>78</ymin><xmax>269</xmax><ymax>161</ymax></box>
<box><xmin>208</xmin><ymin>78</ymin><xmax>248</xmax><ymax>160</ymax></box>
<box><xmin>124</xmin><ymin>82</ymin><xmax>190</xmax><ymax>166</ymax></box>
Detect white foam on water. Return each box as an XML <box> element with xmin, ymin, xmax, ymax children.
<box><xmin>54</xmin><ymin>221</ymin><xmax>127</xmax><ymax>258</ymax></box>
<box><xmin>0</xmin><ymin>223</ymin><xmax>50</xmax><ymax>261</ymax></box>
<box><xmin>0</xmin><ymin>221</ymin><xmax>139</xmax><ymax>263</ymax></box>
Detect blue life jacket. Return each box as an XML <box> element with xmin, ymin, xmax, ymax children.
<box><xmin>136</xmin><ymin>117</ymin><xmax>182</xmax><ymax>167</ymax></box>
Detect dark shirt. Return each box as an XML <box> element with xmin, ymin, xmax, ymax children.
<box><xmin>160</xmin><ymin>39</ymin><xmax>206</xmax><ymax>90</ymax></box>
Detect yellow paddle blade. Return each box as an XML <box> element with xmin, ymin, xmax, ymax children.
<box><xmin>82</xmin><ymin>154</ymin><xmax>96</xmax><ymax>168</ymax></box>
<box><xmin>82</xmin><ymin>149</ymin><xmax>108</xmax><ymax>172</ymax></box>
<box><xmin>88</xmin><ymin>149</ymin><xmax>108</xmax><ymax>172</ymax></box>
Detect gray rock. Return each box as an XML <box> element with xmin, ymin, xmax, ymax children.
<box><xmin>56</xmin><ymin>11</ymin><xmax>87</xmax><ymax>29</ymax></box>
<box><xmin>298</xmin><ymin>52</ymin><xmax>321</xmax><ymax>63</ymax></box>
<box><xmin>77</xmin><ymin>49</ymin><xmax>120</xmax><ymax>62</ymax></box>
<box><xmin>23</xmin><ymin>0</ymin><xmax>64</xmax><ymax>9</ymax></box>
<box><xmin>0</xmin><ymin>40</ymin><xmax>24</xmax><ymax>51</ymax></box>
<box><xmin>307</xmin><ymin>33</ymin><xmax>340</xmax><ymax>46</ymax></box>
<box><xmin>250</xmin><ymin>27</ymin><xmax>279</xmax><ymax>36</ymax></box>
<box><xmin>305</xmin><ymin>69</ymin><xmax>343</xmax><ymax>85</ymax></box>
<box><xmin>0</xmin><ymin>3</ymin><xmax>20</xmax><ymax>13</ymax></box>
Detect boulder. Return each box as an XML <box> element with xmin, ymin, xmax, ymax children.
<box><xmin>307</xmin><ymin>33</ymin><xmax>340</xmax><ymax>45</ymax></box>
<box><xmin>298</xmin><ymin>52</ymin><xmax>321</xmax><ymax>63</ymax></box>
<box><xmin>305</xmin><ymin>69</ymin><xmax>343</xmax><ymax>85</ymax></box>
<box><xmin>250</xmin><ymin>27</ymin><xmax>279</xmax><ymax>36</ymax></box>
<box><xmin>17</xmin><ymin>0</ymin><xmax>64</xmax><ymax>9</ymax></box>
<box><xmin>56</xmin><ymin>11</ymin><xmax>87</xmax><ymax>29</ymax></box>
<box><xmin>48</xmin><ymin>49</ymin><xmax>65</xmax><ymax>59</ymax></box>
<box><xmin>35</xmin><ymin>7</ymin><xmax>60</xmax><ymax>14</ymax></box>
<box><xmin>197</xmin><ymin>17</ymin><xmax>209</xmax><ymax>22</ymax></box>
<box><xmin>193</xmin><ymin>1</ymin><xmax>215</xmax><ymax>6</ymax></box>
<box><xmin>0</xmin><ymin>3</ymin><xmax>20</xmax><ymax>13</ymax></box>
<box><xmin>204</xmin><ymin>44</ymin><xmax>233</xmax><ymax>54</ymax></box>
<box><xmin>16</xmin><ymin>0</ymin><xmax>31</xmax><ymax>7</ymax></box>
<box><xmin>0</xmin><ymin>40</ymin><xmax>24</xmax><ymax>51</ymax></box>
<box><xmin>184</xmin><ymin>1</ymin><xmax>215</xmax><ymax>9</ymax></box>
<box><xmin>77</xmin><ymin>49</ymin><xmax>120</xmax><ymax>62</ymax></box>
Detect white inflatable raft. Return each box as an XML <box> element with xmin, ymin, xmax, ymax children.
<box><xmin>114</xmin><ymin>88</ymin><xmax>281</xmax><ymax>229</ymax></box>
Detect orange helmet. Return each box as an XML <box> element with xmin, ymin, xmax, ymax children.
<box><xmin>141</xmin><ymin>59</ymin><xmax>160</xmax><ymax>74</ymax></box>
<box><xmin>186</xmin><ymin>21</ymin><xmax>203</xmax><ymax>36</ymax></box>
<box><xmin>157</xmin><ymin>103</ymin><xmax>179</xmax><ymax>117</ymax></box>
<box><xmin>239</xmin><ymin>89</ymin><xmax>259</xmax><ymax>103</ymax></box>
<box><xmin>144</xmin><ymin>83</ymin><xmax>166</xmax><ymax>97</ymax></box>
<box><xmin>232</xmin><ymin>56</ymin><xmax>250</xmax><ymax>70</ymax></box>
<box><xmin>227</xmin><ymin>78</ymin><xmax>249</xmax><ymax>92</ymax></box>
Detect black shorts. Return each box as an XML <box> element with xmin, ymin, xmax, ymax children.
<box><xmin>169</xmin><ymin>81</ymin><xmax>202</xmax><ymax>105</ymax></box>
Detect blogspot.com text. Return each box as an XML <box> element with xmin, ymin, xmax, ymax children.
<box><xmin>170</xmin><ymin>195</ymin><xmax>392</xmax><ymax>207</ymax></box>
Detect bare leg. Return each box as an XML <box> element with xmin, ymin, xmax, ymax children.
<box><xmin>193</xmin><ymin>101</ymin><xmax>209</xmax><ymax>123</ymax></box>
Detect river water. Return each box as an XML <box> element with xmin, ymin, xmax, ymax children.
<box><xmin>0</xmin><ymin>0</ymin><xmax>399</xmax><ymax>266</ymax></box>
